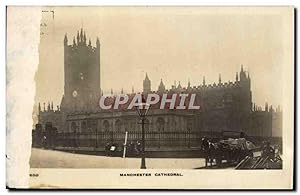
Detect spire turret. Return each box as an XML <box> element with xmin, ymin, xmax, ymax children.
<box><xmin>265</xmin><ymin>102</ymin><xmax>269</xmax><ymax>112</ymax></box>
<box><xmin>145</xmin><ymin>73</ymin><xmax>150</xmax><ymax>81</ymax></box>
<box><xmin>83</xmin><ymin>31</ymin><xmax>87</xmax><ymax>44</ymax></box>
<box><xmin>203</xmin><ymin>76</ymin><xmax>206</xmax><ymax>86</ymax></box>
<box><xmin>76</xmin><ymin>31</ymin><xmax>80</xmax><ymax>43</ymax></box>
<box><xmin>240</xmin><ymin>64</ymin><xmax>247</xmax><ymax>81</ymax></box>
<box><xmin>143</xmin><ymin>73</ymin><xmax>151</xmax><ymax>94</ymax></box>
<box><xmin>80</xmin><ymin>28</ymin><xmax>83</xmax><ymax>42</ymax></box>
<box><xmin>158</xmin><ymin>79</ymin><xmax>166</xmax><ymax>93</ymax></box>
<box><xmin>187</xmin><ymin>79</ymin><xmax>191</xmax><ymax>89</ymax></box>
<box><xmin>178</xmin><ymin>81</ymin><xmax>182</xmax><ymax>89</ymax></box>
<box><xmin>96</xmin><ymin>37</ymin><xmax>100</xmax><ymax>48</ymax></box>
<box><xmin>64</xmin><ymin>34</ymin><xmax>68</xmax><ymax>45</ymax></box>
<box><xmin>236</xmin><ymin>72</ymin><xmax>238</xmax><ymax>81</ymax></box>
<box><xmin>38</xmin><ymin>102</ymin><xmax>41</xmax><ymax>112</ymax></box>
<box><xmin>219</xmin><ymin>74</ymin><xmax>221</xmax><ymax>84</ymax></box>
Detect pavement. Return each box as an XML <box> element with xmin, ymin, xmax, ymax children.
<box><xmin>30</xmin><ymin>148</ymin><xmax>205</xmax><ymax>169</ymax></box>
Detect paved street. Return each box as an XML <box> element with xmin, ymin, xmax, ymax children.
<box><xmin>30</xmin><ymin>148</ymin><xmax>205</xmax><ymax>169</ymax></box>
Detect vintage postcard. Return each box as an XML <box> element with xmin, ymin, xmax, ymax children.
<box><xmin>6</xmin><ymin>6</ymin><xmax>294</xmax><ymax>189</ymax></box>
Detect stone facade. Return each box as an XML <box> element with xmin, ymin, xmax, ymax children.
<box><xmin>36</xmin><ymin>29</ymin><xmax>282</xmax><ymax>142</ymax></box>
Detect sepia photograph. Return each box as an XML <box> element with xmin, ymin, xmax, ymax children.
<box><xmin>6</xmin><ymin>6</ymin><xmax>294</xmax><ymax>189</ymax></box>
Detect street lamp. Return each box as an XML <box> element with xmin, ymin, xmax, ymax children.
<box><xmin>135</xmin><ymin>102</ymin><xmax>150</xmax><ymax>169</ymax></box>
<box><xmin>75</xmin><ymin>125</ymin><xmax>80</xmax><ymax>148</ymax></box>
<box><xmin>95</xmin><ymin>128</ymin><xmax>98</xmax><ymax>148</ymax></box>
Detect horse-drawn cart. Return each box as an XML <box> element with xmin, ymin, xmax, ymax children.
<box><xmin>201</xmin><ymin>131</ymin><xmax>258</xmax><ymax>167</ymax></box>
<box><xmin>201</xmin><ymin>136</ymin><xmax>256</xmax><ymax>168</ymax></box>
<box><xmin>201</xmin><ymin>131</ymin><xmax>282</xmax><ymax>169</ymax></box>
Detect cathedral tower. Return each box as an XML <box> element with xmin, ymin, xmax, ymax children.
<box><xmin>62</xmin><ymin>29</ymin><xmax>100</xmax><ymax>111</ymax></box>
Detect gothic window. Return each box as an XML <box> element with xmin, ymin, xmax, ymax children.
<box><xmin>115</xmin><ymin>119</ymin><xmax>122</xmax><ymax>131</ymax></box>
<box><xmin>103</xmin><ymin>120</ymin><xmax>110</xmax><ymax>131</ymax></box>
<box><xmin>157</xmin><ymin>117</ymin><xmax>165</xmax><ymax>131</ymax></box>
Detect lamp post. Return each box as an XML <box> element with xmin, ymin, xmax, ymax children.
<box><xmin>74</xmin><ymin>124</ymin><xmax>78</xmax><ymax>148</ymax></box>
<box><xmin>135</xmin><ymin>102</ymin><xmax>150</xmax><ymax>169</ymax></box>
<box><xmin>95</xmin><ymin>128</ymin><xmax>98</xmax><ymax>148</ymax></box>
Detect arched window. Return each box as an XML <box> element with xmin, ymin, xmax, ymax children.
<box><xmin>103</xmin><ymin>120</ymin><xmax>110</xmax><ymax>131</ymax></box>
<box><xmin>156</xmin><ymin>117</ymin><xmax>165</xmax><ymax>131</ymax></box>
<box><xmin>115</xmin><ymin>119</ymin><xmax>122</xmax><ymax>131</ymax></box>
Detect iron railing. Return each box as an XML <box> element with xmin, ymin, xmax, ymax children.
<box><xmin>54</xmin><ymin>130</ymin><xmax>223</xmax><ymax>148</ymax></box>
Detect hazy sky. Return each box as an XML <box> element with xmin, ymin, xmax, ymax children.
<box><xmin>35</xmin><ymin>7</ymin><xmax>286</xmax><ymax>108</ymax></box>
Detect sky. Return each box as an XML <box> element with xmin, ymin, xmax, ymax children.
<box><xmin>35</xmin><ymin>7</ymin><xmax>287</xmax><ymax>109</ymax></box>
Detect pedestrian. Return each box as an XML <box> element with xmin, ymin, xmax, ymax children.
<box><xmin>105</xmin><ymin>142</ymin><xmax>110</xmax><ymax>156</ymax></box>
<box><xmin>201</xmin><ymin>137</ymin><xmax>209</xmax><ymax>167</ymax></box>
<box><xmin>136</xmin><ymin>141</ymin><xmax>141</xmax><ymax>155</ymax></box>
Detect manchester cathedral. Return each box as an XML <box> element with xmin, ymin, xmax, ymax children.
<box><xmin>34</xmin><ymin>29</ymin><xmax>282</xmax><ymax>149</ymax></box>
